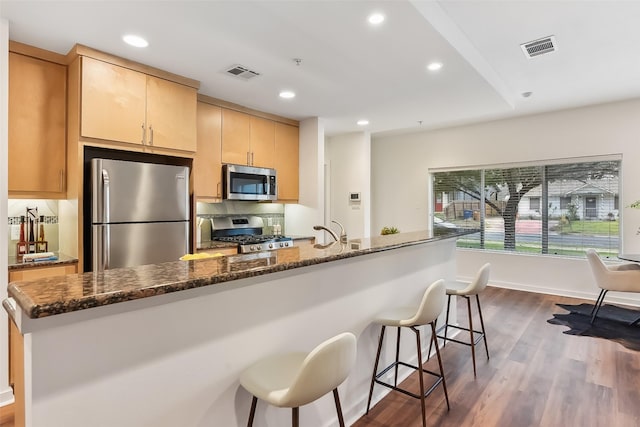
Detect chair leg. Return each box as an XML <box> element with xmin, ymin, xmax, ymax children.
<box><xmin>292</xmin><ymin>407</ymin><xmax>299</xmax><ymax>427</ymax></box>
<box><xmin>476</xmin><ymin>295</ymin><xmax>490</xmax><ymax>360</ymax></box>
<box><xmin>394</xmin><ymin>327</ymin><xmax>401</xmax><ymax>386</ymax></box>
<box><xmin>466</xmin><ymin>296</ymin><xmax>477</xmax><ymax>377</ymax></box>
<box><xmin>444</xmin><ymin>294</ymin><xmax>453</xmax><ymax>348</ymax></box>
<box><xmin>590</xmin><ymin>289</ymin><xmax>606</xmax><ymax>315</ymax></box>
<box><xmin>591</xmin><ymin>290</ymin><xmax>608</xmax><ymax>324</ymax></box>
<box><xmin>430</xmin><ymin>322</ymin><xmax>450</xmax><ymax>410</ymax></box>
<box><xmin>413</xmin><ymin>327</ymin><xmax>427</xmax><ymax>427</ymax></box>
<box><xmin>333</xmin><ymin>388</ymin><xmax>346</xmax><ymax>427</ymax></box>
<box><xmin>247</xmin><ymin>396</ymin><xmax>257</xmax><ymax>427</ymax></box>
<box><xmin>366</xmin><ymin>325</ymin><xmax>386</xmax><ymax>414</ymax></box>
<box><xmin>427</xmin><ymin>316</ymin><xmax>436</xmax><ymax>361</ymax></box>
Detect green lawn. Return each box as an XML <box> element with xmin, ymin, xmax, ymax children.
<box><xmin>554</xmin><ymin>220</ymin><xmax>618</xmax><ymax>234</ymax></box>
<box><xmin>457</xmin><ymin>239</ymin><xmax>618</xmax><ymax>258</ymax></box>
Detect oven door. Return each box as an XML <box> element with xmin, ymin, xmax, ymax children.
<box><xmin>223</xmin><ymin>164</ymin><xmax>277</xmax><ymax>201</ymax></box>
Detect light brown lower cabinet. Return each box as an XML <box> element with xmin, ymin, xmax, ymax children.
<box><xmin>7</xmin><ymin>262</ymin><xmax>78</xmax><ymax>427</ymax></box>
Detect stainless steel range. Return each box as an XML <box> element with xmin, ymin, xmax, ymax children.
<box><xmin>210</xmin><ymin>216</ymin><xmax>293</xmax><ymax>253</ymax></box>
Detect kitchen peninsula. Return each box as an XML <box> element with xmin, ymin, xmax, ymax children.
<box><xmin>5</xmin><ymin>228</ymin><xmax>474</xmax><ymax>427</ymax></box>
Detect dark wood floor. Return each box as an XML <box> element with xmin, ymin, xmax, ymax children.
<box><xmin>353</xmin><ymin>286</ymin><xmax>640</xmax><ymax>427</ymax></box>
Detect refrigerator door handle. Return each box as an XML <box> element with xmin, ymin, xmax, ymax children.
<box><xmin>102</xmin><ymin>169</ymin><xmax>110</xmax><ymax>224</ymax></box>
<box><xmin>104</xmin><ymin>224</ymin><xmax>110</xmax><ymax>270</ymax></box>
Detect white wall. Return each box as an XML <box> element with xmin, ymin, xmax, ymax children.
<box><xmin>284</xmin><ymin>117</ymin><xmax>326</xmax><ymax>241</ymax></box>
<box><xmin>325</xmin><ymin>132</ymin><xmax>371</xmax><ymax>239</ymax></box>
<box><xmin>372</xmin><ymin>98</ymin><xmax>640</xmax><ymax>304</ymax></box>
<box><xmin>1</xmin><ymin>18</ymin><xmax>12</xmax><ymax>407</ymax></box>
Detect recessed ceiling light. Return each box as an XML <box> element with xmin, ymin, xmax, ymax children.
<box><xmin>122</xmin><ymin>34</ymin><xmax>148</xmax><ymax>48</ymax></box>
<box><xmin>522</xmin><ymin>91</ymin><xmax>533</xmax><ymax>98</ymax></box>
<box><xmin>368</xmin><ymin>13</ymin><xmax>385</xmax><ymax>25</ymax></box>
<box><xmin>427</xmin><ymin>62</ymin><xmax>443</xmax><ymax>72</ymax></box>
<box><xmin>357</xmin><ymin>119</ymin><xmax>369</xmax><ymax>126</ymax></box>
<box><xmin>279</xmin><ymin>90</ymin><xmax>296</xmax><ymax>99</ymax></box>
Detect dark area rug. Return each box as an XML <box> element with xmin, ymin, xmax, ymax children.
<box><xmin>548</xmin><ymin>303</ymin><xmax>640</xmax><ymax>351</ymax></box>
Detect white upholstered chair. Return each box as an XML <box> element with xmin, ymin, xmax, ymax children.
<box><xmin>366</xmin><ymin>279</ymin><xmax>449</xmax><ymax>427</ymax></box>
<box><xmin>585</xmin><ymin>248</ymin><xmax>640</xmax><ymax>324</ymax></box>
<box><xmin>432</xmin><ymin>263</ymin><xmax>491</xmax><ymax>377</ymax></box>
<box><xmin>239</xmin><ymin>332</ymin><xmax>356</xmax><ymax>427</ymax></box>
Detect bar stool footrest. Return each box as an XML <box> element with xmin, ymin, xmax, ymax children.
<box><xmin>436</xmin><ymin>324</ymin><xmax>485</xmax><ymax>347</ymax></box>
<box><xmin>374</xmin><ymin>361</ymin><xmax>444</xmax><ymax>400</ymax></box>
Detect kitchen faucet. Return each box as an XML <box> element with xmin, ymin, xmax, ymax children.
<box><xmin>313</xmin><ymin>220</ymin><xmax>347</xmax><ymax>243</ymax></box>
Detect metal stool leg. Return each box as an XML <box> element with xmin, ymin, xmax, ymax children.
<box><xmin>247</xmin><ymin>396</ymin><xmax>257</xmax><ymax>427</ymax></box>
<box><xmin>466</xmin><ymin>296</ymin><xmax>477</xmax><ymax>377</ymax></box>
<box><xmin>366</xmin><ymin>325</ymin><xmax>386</xmax><ymax>413</ymax></box>
<box><xmin>394</xmin><ymin>327</ymin><xmax>401</xmax><ymax>386</ymax></box>
<box><xmin>292</xmin><ymin>407</ymin><xmax>299</xmax><ymax>427</ymax></box>
<box><xmin>444</xmin><ymin>294</ymin><xmax>453</xmax><ymax>347</ymax></box>
<box><xmin>476</xmin><ymin>295</ymin><xmax>489</xmax><ymax>360</ymax></box>
<box><xmin>430</xmin><ymin>322</ymin><xmax>450</xmax><ymax>410</ymax></box>
<box><xmin>413</xmin><ymin>327</ymin><xmax>427</xmax><ymax>427</ymax></box>
<box><xmin>591</xmin><ymin>290</ymin><xmax>608</xmax><ymax>324</ymax></box>
<box><xmin>333</xmin><ymin>388</ymin><xmax>345</xmax><ymax>427</ymax></box>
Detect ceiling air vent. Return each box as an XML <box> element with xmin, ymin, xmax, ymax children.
<box><xmin>224</xmin><ymin>64</ymin><xmax>260</xmax><ymax>81</ymax></box>
<box><xmin>520</xmin><ymin>36</ymin><xmax>557</xmax><ymax>59</ymax></box>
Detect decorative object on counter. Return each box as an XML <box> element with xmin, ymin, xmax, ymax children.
<box><xmin>380</xmin><ymin>226</ymin><xmax>399</xmax><ymax>235</ymax></box>
<box><xmin>17</xmin><ymin>215</ymin><xmax>28</xmax><ymax>256</ymax></box>
<box><xmin>22</xmin><ymin>252</ymin><xmax>58</xmax><ymax>263</ymax></box>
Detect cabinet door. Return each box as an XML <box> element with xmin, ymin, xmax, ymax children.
<box><xmin>146</xmin><ymin>76</ymin><xmax>197</xmax><ymax>152</ymax></box>
<box><xmin>194</xmin><ymin>103</ymin><xmax>222</xmax><ymax>199</ymax></box>
<box><xmin>274</xmin><ymin>123</ymin><xmax>299</xmax><ymax>201</ymax></box>
<box><xmin>80</xmin><ymin>57</ymin><xmax>146</xmax><ymax>145</ymax></box>
<box><xmin>250</xmin><ymin>116</ymin><xmax>275</xmax><ymax>168</ymax></box>
<box><xmin>221</xmin><ymin>109</ymin><xmax>251</xmax><ymax>165</ymax></box>
<box><xmin>8</xmin><ymin>53</ymin><xmax>66</xmax><ymax>196</ymax></box>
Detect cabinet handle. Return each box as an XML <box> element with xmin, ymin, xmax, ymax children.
<box><xmin>251</xmin><ymin>152</ymin><xmax>254</xmax><ymax>166</ymax></box>
<box><xmin>246</xmin><ymin>151</ymin><xmax>250</xmax><ymax>165</ymax></box>
<box><xmin>141</xmin><ymin>123</ymin><xmax>146</xmax><ymax>145</ymax></box>
<box><xmin>149</xmin><ymin>125</ymin><xmax>154</xmax><ymax>146</ymax></box>
<box><xmin>59</xmin><ymin>170</ymin><xmax>64</xmax><ymax>192</ymax></box>
<box><xmin>217</xmin><ymin>181</ymin><xmax>221</xmax><ymax>198</ymax></box>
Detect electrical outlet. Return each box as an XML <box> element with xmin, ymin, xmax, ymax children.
<box><xmin>10</xmin><ymin>224</ymin><xmax>20</xmax><ymax>240</ymax></box>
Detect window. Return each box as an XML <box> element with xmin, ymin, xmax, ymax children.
<box><xmin>529</xmin><ymin>197</ymin><xmax>541</xmax><ymax>211</ymax></box>
<box><xmin>560</xmin><ymin>196</ymin><xmax>572</xmax><ymax>209</ymax></box>
<box><xmin>432</xmin><ymin>158</ymin><xmax>620</xmax><ymax>257</ymax></box>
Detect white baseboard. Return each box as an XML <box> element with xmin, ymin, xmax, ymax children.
<box><xmin>0</xmin><ymin>387</ymin><xmax>15</xmax><ymax>407</ymax></box>
<box><xmin>485</xmin><ymin>280</ymin><xmax>640</xmax><ymax>307</ymax></box>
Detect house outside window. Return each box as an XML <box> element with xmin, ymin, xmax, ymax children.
<box><xmin>432</xmin><ymin>157</ymin><xmax>620</xmax><ymax>257</ymax></box>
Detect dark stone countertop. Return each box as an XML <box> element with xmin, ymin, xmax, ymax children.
<box><xmin>7</xmin><ymin>228</ymin><xmax>476</xmax><ymax>319</ymax></box>
<box><xmin>8</xmin><ymin>253</ymin><xmax>79</xmax><ymax>271</ymax></box>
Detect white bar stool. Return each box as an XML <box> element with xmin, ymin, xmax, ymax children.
<box><xmin>365</xmin><ymin>279</ymin><xmax>449</xmax><ymax>427</ymax></box>
<box><xmin>432</xmin><ymin>263</ymin><xmax>490</xmax><ymax>377</ymax></box>
<box><xmin>239</xmin><ymin>332</ymin><xmax>356</xmax><ymax>427</ymax></box>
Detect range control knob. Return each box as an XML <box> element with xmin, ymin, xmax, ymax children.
<box><xmin>269</xmin><ymin>243</ymin><xmax>274</xmax><ymax>249</ymax></box>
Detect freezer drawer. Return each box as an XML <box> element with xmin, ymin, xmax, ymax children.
<box><xmin>93</xmin><ymin>222</ymin><xmax>189</xmax><ymax>271</ymax></box>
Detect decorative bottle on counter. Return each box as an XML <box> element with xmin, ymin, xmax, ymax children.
<box><xmin>37</xmin><ymin>216</ymin><xmax>48</xmax><ymax>253</ymax></box>
<box><xmin>17</xmin><ymin>216</ymin><xmax>28</xmax><ymax>256</ymax></box>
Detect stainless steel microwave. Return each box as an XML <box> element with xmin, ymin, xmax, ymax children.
<box><xmin>223</xmin><ymin>164</ymin><xmax>277</xmax><ymax>201</ymax></box>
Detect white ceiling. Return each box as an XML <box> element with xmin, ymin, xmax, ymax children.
<box><xmin>2</xmin><ymin>1</ymin><xmax>640</xmax><ymax>137</ymax></box>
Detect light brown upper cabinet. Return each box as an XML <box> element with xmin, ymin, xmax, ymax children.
<box><xmin>274</xmin><ymin>123</ymin><xmax>299</xmax><ymax>202</ymax></box>
<box><xmin>8</xmin><ymin>52</ymin><xmax>67</xmax><ymax>197</ymax></box>
<box><xmin>80</xmin><ymin>56</ymin><xmax>197</xmax><ymax>152</ymax></box>
<box><xmin>194</xmin><ymin>102</ymin><xmax>222</xmax><ymax>199</ymax></box>
<box><xmin>221</xmin><ymin>109</ymin><xmax>275</xmax><ymax>168</ymax></box>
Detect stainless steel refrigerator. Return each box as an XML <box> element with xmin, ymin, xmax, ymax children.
<box><xmin>91</xmin><ymin>158</ymin><xmax>190</xmax><ymax>272</ymax></box>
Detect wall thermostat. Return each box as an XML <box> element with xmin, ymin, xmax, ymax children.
<box><xmin>349</xmin><ymin>192</ymin><xmax>361</xmax><ymax>202</ymax></box>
